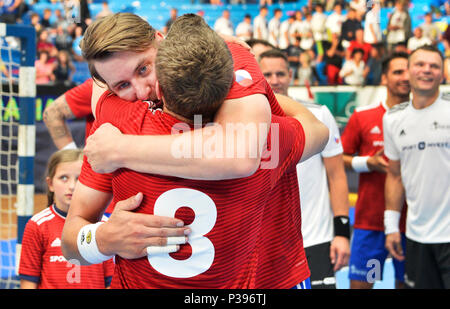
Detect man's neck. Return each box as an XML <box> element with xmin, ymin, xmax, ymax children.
<box><xmin>386</xmin><ymin>94</ymin><xmax>410</xmax><ymax>109</ymax></box>
<box><xmin>411</xmin><ymin>90</ymin><xmax>440</xmax><ymax>110</ymax></box>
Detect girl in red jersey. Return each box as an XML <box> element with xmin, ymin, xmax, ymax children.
<box><xmin>18</xmin><ymin>149</ymin><xmax>114</xmax><ymax>289</ymax></box>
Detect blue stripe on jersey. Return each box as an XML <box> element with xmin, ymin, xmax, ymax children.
<box><xmin>291</xmin><ymin>277</ymin><xmax>311</xmax><ymax>289</ymax></box>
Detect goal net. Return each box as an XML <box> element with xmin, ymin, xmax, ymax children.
<box><xmin>0</xmin><ymin>23</ymin><xmax>35</xmax><ymax>289</ymax></box>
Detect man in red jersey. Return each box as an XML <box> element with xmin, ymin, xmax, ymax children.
<box><xmin>341</xmin><ymin>52</ymin><xmax>410</xmax><ymax>289</ymax></box>
<box><xmin>62</xmin><ymin>14</ymin><xmax>327</xmax><ymax>288</ymax></box>
<box><xmin>43</xmin><ymin>78</ymin><xmax>94</xmax><ymax>150</ymax></box>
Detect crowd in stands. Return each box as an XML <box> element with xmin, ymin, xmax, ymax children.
<box><xmin>1</xmin><ymin>0</ymin><xmax>449</xmax><ymax>87</ymax></box>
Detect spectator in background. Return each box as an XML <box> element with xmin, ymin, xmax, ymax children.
<box><xmin>311</xmin><ymin>4</ymin><xmax>327</xmax><ymax>55</ymax></box>
<box><xmin>54</xmin><ymin>25</ymin><xmax>73</xmax><ymax>52</ymax></box>
<box><xmin>278</xmin><ymin>13</ymin><xmax>294</xmax><ymax>52</ymax></box>
<box><xmin>298</xmin><ymin>51</ymin><xmax>318</xmax><ymax>86</ymax></box>
<box><xmin>235</xmin><ymin>14</ymin><xmax>253</xmax><ymax>41</ymax></box>
<box><xmin>365</xmin><ymin>44</ymin><xmax>383</xmax><ymax>85</ymax></box>
<box><xmin>259</xmin><ymin>0</ymin><xmax>273</xmax><ymax>5</ymax></box>
<box><xmin>53</xmin><ymin>8</ymin><xmax>71</xmax><ymax>30</ymax></box>
<box><xmin>53</xmin><ymin>49</ymin><xmax>75</xmax><ymax>86</ymax></box>
<box><xmin>324</xmin><ymin>33</ymin><xmax>345</xmax><ymax>85</ymax></box>
<box><xmin>348</xmin><ymin>28</ymin><xmax>372</xmax><ymax>63</ymax></box>
<box><xmin>386</xmin><ymin>0</ymin><xmax>412</xmax><ymax>52</ymax></box>
<box><xmin>0</xmin><ymin>0</ymin><xmax>28</xmax><ymax>24</ymax></box>
<box><xmin>30</xmin><ymin>12</ymin><xmax>42</xmax><ymax>34</ymax></box>
<box><xmin>95</xmin><ymin>1</ymin><xmax>113</xmax><ymax>20</ymax></box>
<box><xmin>286</xmin><ymin>36</ymin><xmax>303</xmax><ymax>85</ymax></box>
<box><xmin>407</xmin><ymin>27</ymin><xmax>432</xmax><ymax>54</ymax></box>
<box><xmin>267</xmin><ymin>8</ymin><xmax>282</xmax><ymax>48</ymax></box>
<box><xmin>41</xmin><ymin>8</ymin><xmax>53</xmax><ymax>29</ymax></box>
<box><xmin>35</xmin><ymin>50</ymin><xmax>55</xmax><ymax>85</ymax></box>
<box><xmin>37</xmin><ymin>29</ymin><xmax>58</xmax><ymax>63</ymax></box>
<box><xmin>349</xmin><ymin>0</ymin><xmax>367</xmax><ymax>21</ymax></box>
<box><xmin>301</xmin><ymin>14</ymin><xmax>315</xmax><ymax>51</ymax></box>
<box><xmin>289</xmin><ymin>11</ymin><xmax>303</xmax><ymax>46</ymax></box>
<box><xmin>363</xmin><ymin>0</ymin><xmax>382</xmax><ymax>44</ymax></box>
<box><xmin>253</xmin><ymin>5</ymin><xmax>269</xmax><ymax>40</ymax></box>
<box><xmin>339</xmin><ymin>48</ymin><xmax>368</xmax><ymax>86</ymax></box>
<box><xmin>420</xmin><ymin>12</ymin><xmax>440</xmax><ymax>46</ymax></box>
<box><xmin>341</xmin><ymin>8</ymin><xmax>362</xmax><ymax>49</ymax></box>
<box><xmin>163</xmin><ymin>7</ymin><xmax>178</xmax><ymax>35</ymax></box>
<box><xmin>71</xmin><ymin>25</ymin><xmax>84</xmax><ymax>62</ymax></box>
<box><xmin>214</xmin><ymin>9</ymin><xmax>234</xmax><ymax>36</ymax></box>
<box><xmin>325</xmin><ymin>3</ymin><xmax>347</xmax><ymax>40</ymax></box>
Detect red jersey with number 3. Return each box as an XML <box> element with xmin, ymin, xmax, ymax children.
<box><xmin>79</xmin><ymin>94</ymin><xmax>304</xmax><ymax>288</ymax></box>
<box><xmin>341</xmin><ymin>101</ymin><xmax>406</xmax><ymax>232</ymax></box>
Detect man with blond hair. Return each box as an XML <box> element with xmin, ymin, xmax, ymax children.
<box><xmin>62</xmin><ymin>13</ymin><xmax>329</xmax><ymax>288</ymax></box>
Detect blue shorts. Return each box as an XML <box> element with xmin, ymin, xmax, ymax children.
<box><xmin>291</xmin><ymin>277</ymin><xmax>311</xmax><ymax>289</ymax></box>
<box><xmin>348</xmin><ymin>228</ymin><xmax>406</xmax><ymax>283</ymax></box>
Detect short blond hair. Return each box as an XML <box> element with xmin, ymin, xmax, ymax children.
<box><xmin>80</xmin><ymin>13</ymin><xmax>157</xmax><ymax>84</ymax></box>
<box><xmin>156</xmin><ymin>14</ymin><xmax>234</xmax><ymax>122</ymax></box>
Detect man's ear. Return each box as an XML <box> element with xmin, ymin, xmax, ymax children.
<box><xmin>155</xmin><ymin>80</ymin><xmax>163</xmax><ymax>101</ymax></box>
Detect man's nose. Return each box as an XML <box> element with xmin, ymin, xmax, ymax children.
<box><xmin>134</xmin><ymin>82</ymin><xmax>151</xmax><ymax>101</ymax></box>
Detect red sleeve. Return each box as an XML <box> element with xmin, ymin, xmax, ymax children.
<box><xmin>225</xmin><ymin>43</ymin><xmax>284</xmax><ymax>116</ymax></box>
<box><xmin>18</xmin><ymin>220</ymin><xmax>44</xmax><ymax>278</ymax></box>
<box><xmin>341</xmin><ymin>111</ymin><xmax>361</xmax><ymax>155</ymax></box>
<box><xmin>268</xmin><ymin>115</ymin><xmax>305</xmax><ymax>187</ymax></box>
<box><xmin>65</xmin><ymin>78</ymin><xmax>93</xmax><ymax>118</ymax></box>
<box><xmin>78</xmin><ymin>119</ymin><xmax>113</xmax><ymax>193</ymax></box>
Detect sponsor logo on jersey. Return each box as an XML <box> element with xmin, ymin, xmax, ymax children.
<box><xmin>431</xmin><ymin>121</ymin><xmax>450</xmax><ymax>131</ymax></box>
<box><xmin>234</xmin><ymin>70</ymin><xmax>253</xmax><ymax>87</ymax></box>
<box><xmin>370</xmin><ymin>126</ymin><xmax>381</xmax><ymax>134</ymax></box>
<box><xmin>51</xmin><ymin>238</ymin><xmax>61</xmax><ymax>247</ymax></box>
<box><xmin>50</xmin><ymin>255</ymin><xmax>67</xmax><ymax>263</ymax></box>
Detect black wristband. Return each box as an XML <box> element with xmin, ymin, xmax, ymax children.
<box><xmin>334</xmin><ymin>216</ymin><xmax>350</xmax><ymax>239</ymax></box>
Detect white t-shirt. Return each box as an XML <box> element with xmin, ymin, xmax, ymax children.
<box><xmin>339</xmin><ymin>59</ymin><xmax>366</xmax><ymax>86</ymax></box>
<box><xmin>311</xmin><ymin>12</ymin><xmax>327</xmax><ymax>41</ymax></box>
<box><xmin>253</xmin><ymin>15</ymin><xmax>268</xmax><ymax>40</ymax></box>
<box><xmin>214</xmin><ymin>17</ymin><xmax>234</xmax><ymax>36</ymax></box>
<box><xmin>296</xmin><ymin>102</ymin><xmax>344</xmax><ymax>248</ymax></box>
<box><xmin>267</xmin><ymin>17</ymin><xmax>281</xmax><ymax>47</ymax></box>
<box><xmin>363</xmin><ymin>9</ymin><xmax>382</xmax><ymax>44</ymax></box>
<box><xmin>278</xmin><ymin>20</ymin><xmax>291</xmax><ymax>50</ymax></box>
<box><xmin>407</xmin><ymin>36</ymin><xmax>432</xmax><ymax>52</ymax></box>
<box><xmin>235</xmin><ymin>21</ymin><xmax>253</xmax><ymax>41</ymax></box>
<box><xmin>387</xmin><ymin>10</ymin><xmax>407</xmax><ymax>44</ymax></box>
<box><xmin>325</xmin><ymin>12</ymin><xmax>347</xmax><ymax>35</ymax></box>
<box><xmin>383</xmin><ymin>93</ymin><xmax>450</xmax><ymax>243</ymax></box>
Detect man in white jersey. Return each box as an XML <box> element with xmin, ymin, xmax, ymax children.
<box><xmin>253</xmin><ymin>6</ymin><xmax>269</xmax><ymax>41</ymax></box>
<box><xmin>259</xmin><ymin>49</ymin><xmax>351</xmax><ymax>289</ymax></box>
<box><xmin>383</xmin><ymin>45</ymin><xmax>450</xmax><ymax>289</ymax></box>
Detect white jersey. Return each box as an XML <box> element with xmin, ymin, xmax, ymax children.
<box><xmin>278</xmin><ymin>20</ymin><xmax>291</xmax><ymax>50</ymax></box>
<box><xmin>253</xmin><ymin>15</ymin><xmax>268</xmax><ymax>40</ymax></box>
<box><xmin>383</xmin><ymin>93</ymin><xmax>450</xmax><ymax>243</ymax></box>
<box><xmin>267</xmin><ymin>17</ymin><xmax>281</xmax><ymax>47</ymax></box>
<box><xmin>297</xmin><ymin>102</ymin><xmax>343</xmax><ymax>248</ymax></box>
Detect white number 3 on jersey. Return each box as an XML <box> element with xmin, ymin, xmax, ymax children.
<box><xmin>148</xmin><ymin>188</ymin><xmax>217</xmax><ymax>278</ymax></box>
